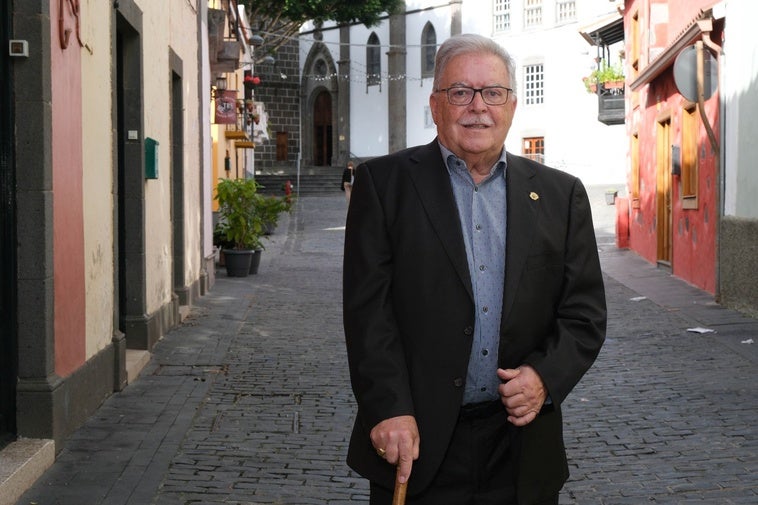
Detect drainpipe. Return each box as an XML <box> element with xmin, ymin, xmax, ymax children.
<box><xmin>696</xmin><ymin>40</ymin><xmax>719</xmax><ymax>156</ymax></box>
<box><xmin>696</xmin><ymin>24</ymin><xmax>723</xmax><ymax>301</ymax></box>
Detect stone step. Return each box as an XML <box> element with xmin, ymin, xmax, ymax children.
<box><xmin>254</xmin><ymin>170</ymin><xmax>344</xmax><ymax>196</ymax></box>
<box><xmin>0</xmin><ymin>438</ymin><xmax>55</xmax><ymax>505</ymax></box>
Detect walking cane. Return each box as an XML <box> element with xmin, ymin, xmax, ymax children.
<box><xmin>392</xmin><ymin>465</ymin><xmax>408</xmax><ymax>505</ymax></box>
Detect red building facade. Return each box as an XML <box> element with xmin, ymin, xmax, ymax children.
<box><xmin>621</xmin><ymin>0</ymin><xmax>723</xmax><ymax>293</ymax></box>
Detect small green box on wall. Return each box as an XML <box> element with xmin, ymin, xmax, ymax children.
<box><xmin>145</xmin><ymin>137</ymin><xmax>159</xmax><ymax>179</ymax></box>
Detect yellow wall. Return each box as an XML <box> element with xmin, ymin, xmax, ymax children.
<box><xmin>81</xmin><ymin>0</ymin><xmax>115</xmax><ymax>358</ymax></box>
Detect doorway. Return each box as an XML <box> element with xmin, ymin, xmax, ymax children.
<box><xmin>0</xmin><ymin>0</ymin><xmax>17</xmax><ymax>448</ymax></box>
<box><xmin>313</xmin><ymin>91</ymin><xmax>332</xmax><ymax>166</ymax></box>
<box><xmin>170</xmin><ymin>66</ymin><xmax>187</xmax><ymax>305</ymax></box>
<box><xmin>656</xmin><ymin>118</ymin><xmax>672</xmax><ymax>265</ymax></box>
<box><xmin>116</xmin><ymin>12</ymin><xmax>148</xmax><ymax>348</ymax></box>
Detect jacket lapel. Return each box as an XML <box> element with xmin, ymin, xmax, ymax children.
<box><xmin>502</xmin><ymin>154</ymin><xmax>539</xmax><ymax>322</ymax></box>
<box><xmin>407</xmin><ymin>140</ymin><xmax>474</xmax><ymax>301</ymax></box>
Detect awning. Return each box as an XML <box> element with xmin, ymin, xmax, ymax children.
<box><xmin>580</xmin><ymin>12</ymin><xmax>624</xmax><ymax>46</ymax></box>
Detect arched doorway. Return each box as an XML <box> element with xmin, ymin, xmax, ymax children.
<box><xmin>313</xmin><ymin>91</ymin><xmax>332</xmax><ymax>166</ymax></box>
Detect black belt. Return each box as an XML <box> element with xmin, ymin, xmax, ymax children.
<box><xmin>459</xmin><ymin>400</ymin><xmax>503</xmax><ymax>420</ymax></box>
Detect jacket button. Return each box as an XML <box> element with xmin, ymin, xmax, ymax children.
<box><xmin>463</xmin><ymin>326</ymin><xmax>473</xmax><ymax>336</ymax></box>
<box><xmin>453</xmin><ymin>378</ymin><xmax>464</xmax><ymax>387</ymax></box>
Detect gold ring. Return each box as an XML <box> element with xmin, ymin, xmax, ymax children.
<box><xmin>376</xmin><ymin>447</ymin><xmax>386</xmax><ymax>458</ymax></box>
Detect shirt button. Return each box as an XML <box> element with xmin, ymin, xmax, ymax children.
<box><xmin>482</xmin><ymin>349</ymin><xmax>489</xmax><ymax>356</ymax></box>
<box><xmin>453</xmin><ymin>378</ymin><xmax>464</xmax><ymax>388</ymax></box>
<box><xmin>474</xmin><ymin>187</ymin><xmax>479</xmax><ymax>193</ymax></box>
<box><xmin>479</xmin><ymin>265</ymin><xmax>486</xmax><ymax>271</ymax></box>
<box><xmin>475</xmin><ymin>224</ymin><xmax>482</xmax><ymax>231</ymax></box>
<box><xmin>480</xmin><ymin>387</ymin><xmax>487</xmax><ymax>392</ymax></box>
<box><xmin>482</xmin><ymin>306</ymin><xmax>489</xmax><ymax>313</ymax></box>
<box><xmin>464</xmin><ymin>326</ymin><xmax>474</xmax><ymax>336</ymax></box>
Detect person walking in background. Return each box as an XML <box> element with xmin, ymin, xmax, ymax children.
<box><xmin>341</xmin><ymin>161</ymin><xmax>355</xmax><ymax>203</ymax></box>
<box><xmin>343</xmin><ymin>34</ymin><xmax>606</xmax><ymax>505</ymax></box>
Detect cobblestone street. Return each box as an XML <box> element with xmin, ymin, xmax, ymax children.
<box><xmin>14</xmin><ymin>192</ymin><xmax>757</xmax><ymax>505</ymax></box>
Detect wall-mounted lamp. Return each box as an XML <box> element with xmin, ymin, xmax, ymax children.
<box><xmin>261</xmin><ymin>55</ymin><xmax>276</xmax><ymax>65</ymax></box>
<box><xmin>211</xmin><ymin>75</ymin><xmax>227</xmax><ymax>100</ymax></box>
<box><xmin>249</xmin><ymin>34</ymin><xmax>264</xmax><ymax>47</ymax></box>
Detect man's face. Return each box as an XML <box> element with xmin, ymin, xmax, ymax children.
<box><xmin>429</xmin><ymin>52</ymin><xmax>517</xmax><ymax>160</ymax></box>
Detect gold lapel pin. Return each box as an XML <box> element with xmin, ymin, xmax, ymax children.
<box><xmin>529</xmin><ymin>192</ymin><xmax>539</xmax><ymax>201</ymax></box>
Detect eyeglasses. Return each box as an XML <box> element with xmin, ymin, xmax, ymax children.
<box><xmin>435</xmin><ymin>86</ymin><xmax>513</xmax><ymax>106</ymax></box>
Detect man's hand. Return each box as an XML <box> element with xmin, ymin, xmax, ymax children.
<box><xmin>370</xmin><ymin>415</ymin><xmax>420</xmax><ymax>484</ymax></box>
<box><xmin>497</xmin><ymin>366</ymin><xmax>547</xmax><ymax>426</ymax></box>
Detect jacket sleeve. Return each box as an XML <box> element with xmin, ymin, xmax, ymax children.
<box><xmin>523</xmin><ymin>178</ymin><xmax>607</xmax><ymax>405</ymax></box>
<box><xmin>343</xmin><ymin>164</ymin><xmax>415</xmax><ymax>430</ymax></box>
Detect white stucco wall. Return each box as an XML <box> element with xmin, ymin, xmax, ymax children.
<box><xmin>405</xmin><ymin>3</ymin><xmax>452</xmax><ymax>148</ymax></box>
<box><xmin>200</xmin><ymin>3</ymin><xmax>213</xmax><ymax>261</ymax></box>
<box><xmin>134</xmin><ymin>0</ymin><xmax>203</xmax><ymax>315</ymax></box>
<box><xmin>723</xmin><ymin>0</ymin><xmax>758</xmax><ymax>218</ymax></box>
<box><xmin>79</xmin><ymin>0</ymin><xmax>204</xmax><ymax>357</ymax></box>
<box><xmin>350</xmin><ymin>23</ymin><xmax>391</xmax><ymax>156</ymax></box>
<box><xmin>81</xmin><ymin>0</ymin><xmax>116</xmax><ymax>357</ymax></box>
<box><xmin>170</xmin><ymin>1</ymin><xmax>204</xmax><ymax>290</ymax></box>
<box><xmin>138</xmin><ymin>0</ymin><xmax>174</xmax><ymax>315</ymax></box>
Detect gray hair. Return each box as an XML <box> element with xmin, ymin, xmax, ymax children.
<box><xmin>433</xmin><ymin>34</ymin><xmax>517</xmax><ymax>96</ymax></box>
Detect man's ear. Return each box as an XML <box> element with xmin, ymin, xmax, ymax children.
<box><xmin>429</xmin><ymin>94</ymin><xmax>439</xmax><ymax>125</ymax></box>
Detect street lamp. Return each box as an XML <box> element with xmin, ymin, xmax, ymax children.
<box><xmin>211</xmin><ymin>74</ymin><xmax>227</xmax><ymax>100</ymax></box>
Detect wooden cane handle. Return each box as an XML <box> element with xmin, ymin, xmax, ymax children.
<box><xmin>392</xmin><ymin>466</ymin><xmax>408</xmax><ymax>505</ymax></box>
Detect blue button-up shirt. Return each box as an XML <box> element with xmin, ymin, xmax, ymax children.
<box><xmin>440</xmin><ymin>143</ymin><xmax>507</xmax><ymax>404</ymax></box>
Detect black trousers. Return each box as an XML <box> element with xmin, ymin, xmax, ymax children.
<box><xmin>369</xmin><ymin>401</ymin><xmax>559</xmax><ymax>505</ymax></box>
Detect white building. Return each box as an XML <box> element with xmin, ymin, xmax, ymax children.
<box><xmin>720</xmin><ymin>0</ymin><xmax>758</xmax><ymax>314</ymax></box>
<box><xmin>298</xmin><ymin>0</ymin><xmax>627</xmax><ymax>186</ymax></box>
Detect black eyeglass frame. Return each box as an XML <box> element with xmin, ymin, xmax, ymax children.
<box><xmin>435</xmin><ymin>86</ymin><xmax>514</xmax><ymax>106</ymax></box>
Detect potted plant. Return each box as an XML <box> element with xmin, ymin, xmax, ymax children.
<box><xmin>214</xmin><ymin>177</ymin><xmax>265</xmax><ymax>277</ymax></box>
<box><xmin>583</xmin><ymin>63</ymin><xmax>625</xmax><ymax>93</ymax></box>
<box><xmin>256</xmin><ymin>193</ymin><xmax>293</xmax><ymax>236</ymax></box>
<box><xmin>243</xmin><ymin>74</ymin><xmax>261</xmax><ymax>91</ymax></box>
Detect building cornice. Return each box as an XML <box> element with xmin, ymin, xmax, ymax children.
<box><xmin>630</xmin><ymin>15</ymin><xmax>713</xmax><ymax>91</ymax></box>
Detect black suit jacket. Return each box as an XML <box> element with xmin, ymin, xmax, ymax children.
<box><xmin>343</xmin><ymin>139</ymin><xmax>606</xmax><ymax>504</ymax></box>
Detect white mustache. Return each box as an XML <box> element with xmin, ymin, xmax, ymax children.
<box><xmin>459</xmin><ymin>119</ymin><xmax>494</xmax><ymax>127</ymax></box>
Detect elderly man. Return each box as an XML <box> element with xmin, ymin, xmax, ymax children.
<box><xmin>343</xmin><ymin>33</ymin><xmax>606</xmax><ymax>505</ymax></box>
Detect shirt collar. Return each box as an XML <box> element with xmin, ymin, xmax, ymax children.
<box><xmin>438</xmin><ymin>141</ymin><xmax>508</xmax><ymax>179</ymax></box>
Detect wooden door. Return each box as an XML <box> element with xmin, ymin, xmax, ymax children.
<box><xmin>656</xmin><ymin>118</ymin><xmax>672</xmax><ymax>265</ymax></box>
<box><xmin>313</xmin><ymin>91</ymin><xmax>332</xmax><ymax>166</ymax></box>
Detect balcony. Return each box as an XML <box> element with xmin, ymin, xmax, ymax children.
<box><xmin>597</xmin><ymin>82</ymin><xmax>625</xmax><ymax>125</ymax></box>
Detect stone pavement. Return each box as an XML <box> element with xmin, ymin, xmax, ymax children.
<box><xmin>13</xmin><ymin>190</ymin><xmax>758</xmax><ymax>505</ymax></box>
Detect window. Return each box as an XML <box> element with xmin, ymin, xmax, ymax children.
<box><xmin>523</xmin><ymin>64</ymin><xmax>544</xmax><ymax>105</ymax></box>
<box><xmin>367</xmin><ymin>32</ymin><xmax>381</xmax><ymax>86</ymax></box>
<box><xmin>524</xmin><ymin>0</ymin><xmax>542</xmax><ymax>28</ymax></box>
<box><xmin>494</xmin><ymin>0</ymin><xmax>511</xmax><ymax>32</ymax></box>
<box><xmin>631</xmin><ymin>132</ymin><xmax>640</xmax><ymax>206</ymax></box>
<box><xmin>421</xmin><ymin>23</ymin><xmax>436</xmax><ymax>78</ymax></box>
<box><xmin>523</xmin><ymin>137</ymin><xmax>545</xmax><ymax>163</ymax></box>
<box><xmin>681</xmin><ymin>104</ymin><xmax>698</xmax><ymax>208</ymax></box>
<box><xmin>631</xmin><ymin>11</ymin><xmax>640</xmax><ymax>76</ymax></box>
<box><xmin>314</xmin><ymin>59</ymin><xmax>327</xmax><ymax>78</ymax></box>
<box><xmin>556</xmin><ymin>1</ymin><xmax>576</xmax><ymax>23</ymax></box>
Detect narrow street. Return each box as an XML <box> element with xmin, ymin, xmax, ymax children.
<box><xmin>14</xmin><ymin>191</ymin><xmax>757</xmax><ymax>505</ymax></box>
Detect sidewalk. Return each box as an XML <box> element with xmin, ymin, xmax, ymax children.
<box><xmin>11</xmin><ymin>192</ymin><xmax>758</xmax><ymax>505</ymax></box>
